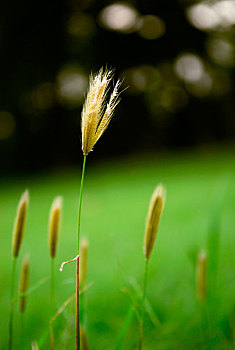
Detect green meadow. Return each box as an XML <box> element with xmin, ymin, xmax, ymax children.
<box><xmin>1</xmin><ymin>150</ymin><xmax>235</xmax><ymax>349</ymax></box>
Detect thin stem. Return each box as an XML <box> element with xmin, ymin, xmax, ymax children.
<box><xmin>9</xmin><ymin>258</ymin><xmax>17</xmax><ymax>350</ymax></box>
<box><xmin>20</xmin><ymin>313</ymin><xmax>25</xmax><ymax>350</ymax></box>
<box><xmin>76</xmin><ymin>256</ymin><xmax>80</xmax><ymax>350</ymax></box>
<box><xmin>77</xmin><ymin>155</ymin><xmax>87</xmax><ymax>255</ymax></box>
<box><xmin>51</xmin><ymin>258</ymin><xmax>55</xmax><ymax>315</ymax></box>
<box><xmin>76</xmin><ymin>155</ymin><xmax>87</xmax><ymax>350</ymax></box>
<box><xmin>139</xmin><ymin>259</ymin><xmax>149</xmax><ymax>350</ymax></box>
<box><xmin>50</xmin><ymin>257</ymin><xmax>55</xmax><ymax>350</ymax></box>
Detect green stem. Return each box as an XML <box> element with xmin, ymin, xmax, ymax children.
<box><xmin>77</xmin><ymin>155</ymin><xmax>87</xmax><ymax>255</ymax></box>
<box><xmin>9</xmin><ymin>258</ymin><xmax>17</xmax><ymax>350</ymax></box>
<box><xmin>20</xmin><ymin>313</ymin><xmax>25</xmax><ymax>350</ymax></box>
<box><xmin>76</xmin><ymin>155</ymin><xmax>87</xmax><ymax>350</ymax></box>
<box><xmin>139</xmin><ymin>259</ymin><xmax>149</xmax><ymax>350</ymax></box>
<box><xmin>51</xmin><ymin>258</ymin><xmax>55</xmax><ymax>315</ymax></box>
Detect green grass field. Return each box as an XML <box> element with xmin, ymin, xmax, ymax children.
<box><xmin>1</xmin><ymin>150</ymin><xmax>235</xmax><ymax>349</ymax></box>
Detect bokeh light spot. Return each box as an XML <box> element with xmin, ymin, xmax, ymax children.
<box><xmin>122</xmin><ymin>65</ymin><xmax>160</xmax><ymax>94</ymax></box>
<box><xmin>99</xmin><ymin>3</ymin><xmax>139</xmax><ymax>33</ymax></box>
<box><xmin>187</xmin><ymin>71</ymin><xmax>212</xmax><ymax>97</ymax></box>
<box><xmin>138</xmin><ymin>15</ymin><xmax>166</xmax><ymax>40</ymax></box>
<box><xmin>175</xmin><ymin>54</ymin><xmax>204</xmax><ymax>83</ymax></box>
<box><xmin>207</xmin><ymin>38</ymin><xmax>235</xmax><ymax>67</ymax></box>
<box><xmin>56</xmin><ymin>66</ymin><xmax>88</xmax><ymax>108</ymax></box>
<box><xmin>187</xmin><ymin>4</ymin><xmax>220</xmax><ymax>30</ymax></box>
<box><xmin>214</xmin><ymin>1</ymin><xmax>235</xmax><ymax>26</ymax></box>
<box><xmin>187</xmin><ymin>0</ymin><xmax>235</xmax><ymax>31</ymax></box>
<box><xmin>0</xmin><ymin>111</ymin><xmax>16</xmax><ymax>140</ymax></box>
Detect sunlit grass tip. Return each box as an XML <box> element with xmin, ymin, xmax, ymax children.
<box><xmin>196</xmin><ymin>250</ymin><xmax>207</xmax><ymax>301</ymax></box>
<box><xmin>80</xmin><ymin>238</ymin><xmax>89</xmax><ymax>287</ymax></box>
<box><xmin>81</xmin><ymin>67</ymin><xmax>122</xmax><ymax>156</ymax></box>
<box><xmin>144</xmin><ymin>184</ymin><xmax>166</xmax><ymax>260</ymax></box>
<box><xmin>19</xmin><ymin>256</ymin><xmax>30</xmax><ymax>313</ymax></box>
<box><xmin>49</xmin><ymin>196</ymin><xmax>63</xmax><ymax>259</ymax></box>
<box><xmin>12</xmin><ymin>189</ymin><xmax>29</xmax><ymax>259</ymax></box>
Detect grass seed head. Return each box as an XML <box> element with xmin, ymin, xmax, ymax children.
<box><xmin>196</xmin><ymin>250</ymin><xmax>207</xmax><ymax>301</ymax></box>
<box><xmin>81</xmin><ymin>67</ymin><xmax>122</xmax><ymax>155</ymax></box>
<box><xmin>19</xmin><ymin>256</ymin><xmax>30</xmax><ymax>313</ymax></box>
<box><xmin>12</xmin><ymin>190</ymin><xmax>29</xmax><ymax>258</ymax></box>
<box><xmin>144</xmin><ymin>184</ymin><xmax>166</xmax><ymax>260</ymax></box>
<box><xmin>49</xmin><ymin>196</ymin><xmax>62</xmax><ymax>259</ymax></box>
<box><xmin>80</xmin><ymin>238</ymin><xmax>89</xmax><ymax>287</ymax></box>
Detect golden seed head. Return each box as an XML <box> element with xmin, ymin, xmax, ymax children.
<box><xmin>49</xmin><ymin>196</ymin><xmax>62</xmax><ymax>259</ymax></box>
<box><xmin>80</xmin><ymin>326</ymin><xmax>90</xmax><ymax>350</ymax></box>
<box><xmin>81</xmin><ymin>67</ymin><xmax>122</xmax><ymax>156</ymax></box>
<box><xmin>196</xmin><ymin>250</ymin><xmax>207</xmax><ymax>301</ymax></box>
<box><xmin>144</xmin><ymin>184</ymin><xmax>166</xmax><ymax>260</ymax></box>
<box><xmin>12</xmin><ymin>190</ymin><xmax>29</xmax><ymax>258</ymax></box>
<box><xmin>19</xmin><ymin>256</ymin><xmax>30</xmax><ymax>313</ymax></box>
<box><xmin>80</xmin><ymin>238</ymin><xmax>89</xmax><ymax>287</ymax></box>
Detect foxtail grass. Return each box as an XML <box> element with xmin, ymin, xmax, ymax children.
<box><xmin>9</xmin><ymin>189</ymin><xmax>29</xmax><ymax>350</ymax></box>
<box><xmin>19</xmin><ymin>256</ymin><xmax>30</xmax><ymax>350</ymax></box>
<box><xmin>48</xmin><ymin>196</ymin><xmax>62</xmax><ymax>313</ymax></box>
<box><xmin>74</xmin><ymin>67</ymin><xmax>122</xmax><ymax>350</ymax></box>
<box><xmin>139</xmin><ymin>184</ymin><xmax>166</xmax><ymax>350</ymax></box>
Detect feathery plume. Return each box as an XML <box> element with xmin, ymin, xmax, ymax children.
<box><xmin>80</xmin><ymin>327</ymin><xmax>90</xmax><ymax>350</ymax></box>
<box><xmin>49</xmin><ymin>196</ymin><xmax>62</xmax><ymax>259</ymax></box>
<box><xmin>12</xmin><ymin>190</ymin><xmax>29</xmax><ymax>258</ymax></box>
<box><xmin>196</xmin><ymin>250</ymin><xmax>207</xmax><ymax>301</ymax></box>
<box><xmin>18</xmin><ymin>256</ymin><xmax>30</xmax><ymax>313</ymax></box>
<box><xmin>144</xmin><ymin>184</ymin><xmax>166</xmax><ymax>260</ymax></box>
<box><xmin>80</xmin><ymin>238</ymin><xmax>89</xmax><ymax>287</ymax></box>
<box><xmin>81</xmin><ymin>67</ymin><xmax>122</xmax><ymax>155</ymax></box>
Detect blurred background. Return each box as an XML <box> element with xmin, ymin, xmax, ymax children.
<box><xmin>1</xmin><ymin>0</ymin><xmax>235</xmax><ymax>173</ymax></box>
<box><xmin>1</xmin><ymin>1</ymin><xmax>235</xmax><ymax>349</ymax></box>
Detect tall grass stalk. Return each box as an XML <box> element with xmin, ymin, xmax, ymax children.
<box><xmin>139</xmin><ymin>184</ymin><xmax>165</xmax><ymax>350</ymax></box>
<box><xmin>76</xmin><ymin>155</ymin><xmax>87</xmax><ymax>350</ymax></box>
<box><xmin>9</xmin><ymin>190</ymin><xmax>29</xmax><ymax>350</ymax></box>
<box><xmin>50</xmin><ymin>259</ymin><xmax>55</xmax><ymax>313</ymax></box>
<box><xmin>139</xmin><ymin>259</ymin><xmax>149</xmax><ymax>350</ymax></box>
<box><xmin>75</xmin><ymin>67</ymin><xmax>122</xmax><ymax>350</ymax></box>
<box><xmin>49</xmin><ymin>196</ymin><xmax>62</xmax><ymax>314</ymax></box>
<box><xmin>18</xmin><ymin>256</ymin><xmax>29</xmax><ymax>350</ymax></box>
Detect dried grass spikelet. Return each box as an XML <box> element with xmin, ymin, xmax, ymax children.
<box><xmin>81</xmin><ymin>67</ymin><xmax>122</xmax><ymax>156</ymax></box>
<box><xmin>80</xmin><ymin>238</ymin><xmax>89</xmax><ymax>287</ymax></box>
<box><xmin>49</xmin><ymin>196</ymin><xmax>62</xmax><ymax>259</ymax></box>
<box><xmin>196</xmin><ymin>250</ymin><xmax>207</xmax><ymax>301</ymax></box>
<box><xmin>80</xmin><ymin>326</ymin><xmax>90</xmax><ymax>350</ymax></box>
<box><xmin>12</xmin><ymin>190</ymin><xmax>29</xmax><ymax>258</ymax></box>
<box><xmin>144</xmin><ymin>184</ymin><xmax>166</xmax><ymax>260</ymax></box>
<box><xmin>19</xmin><ymin>256</ymin><xmax>30</xmax><ymax>313</ymax></box>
